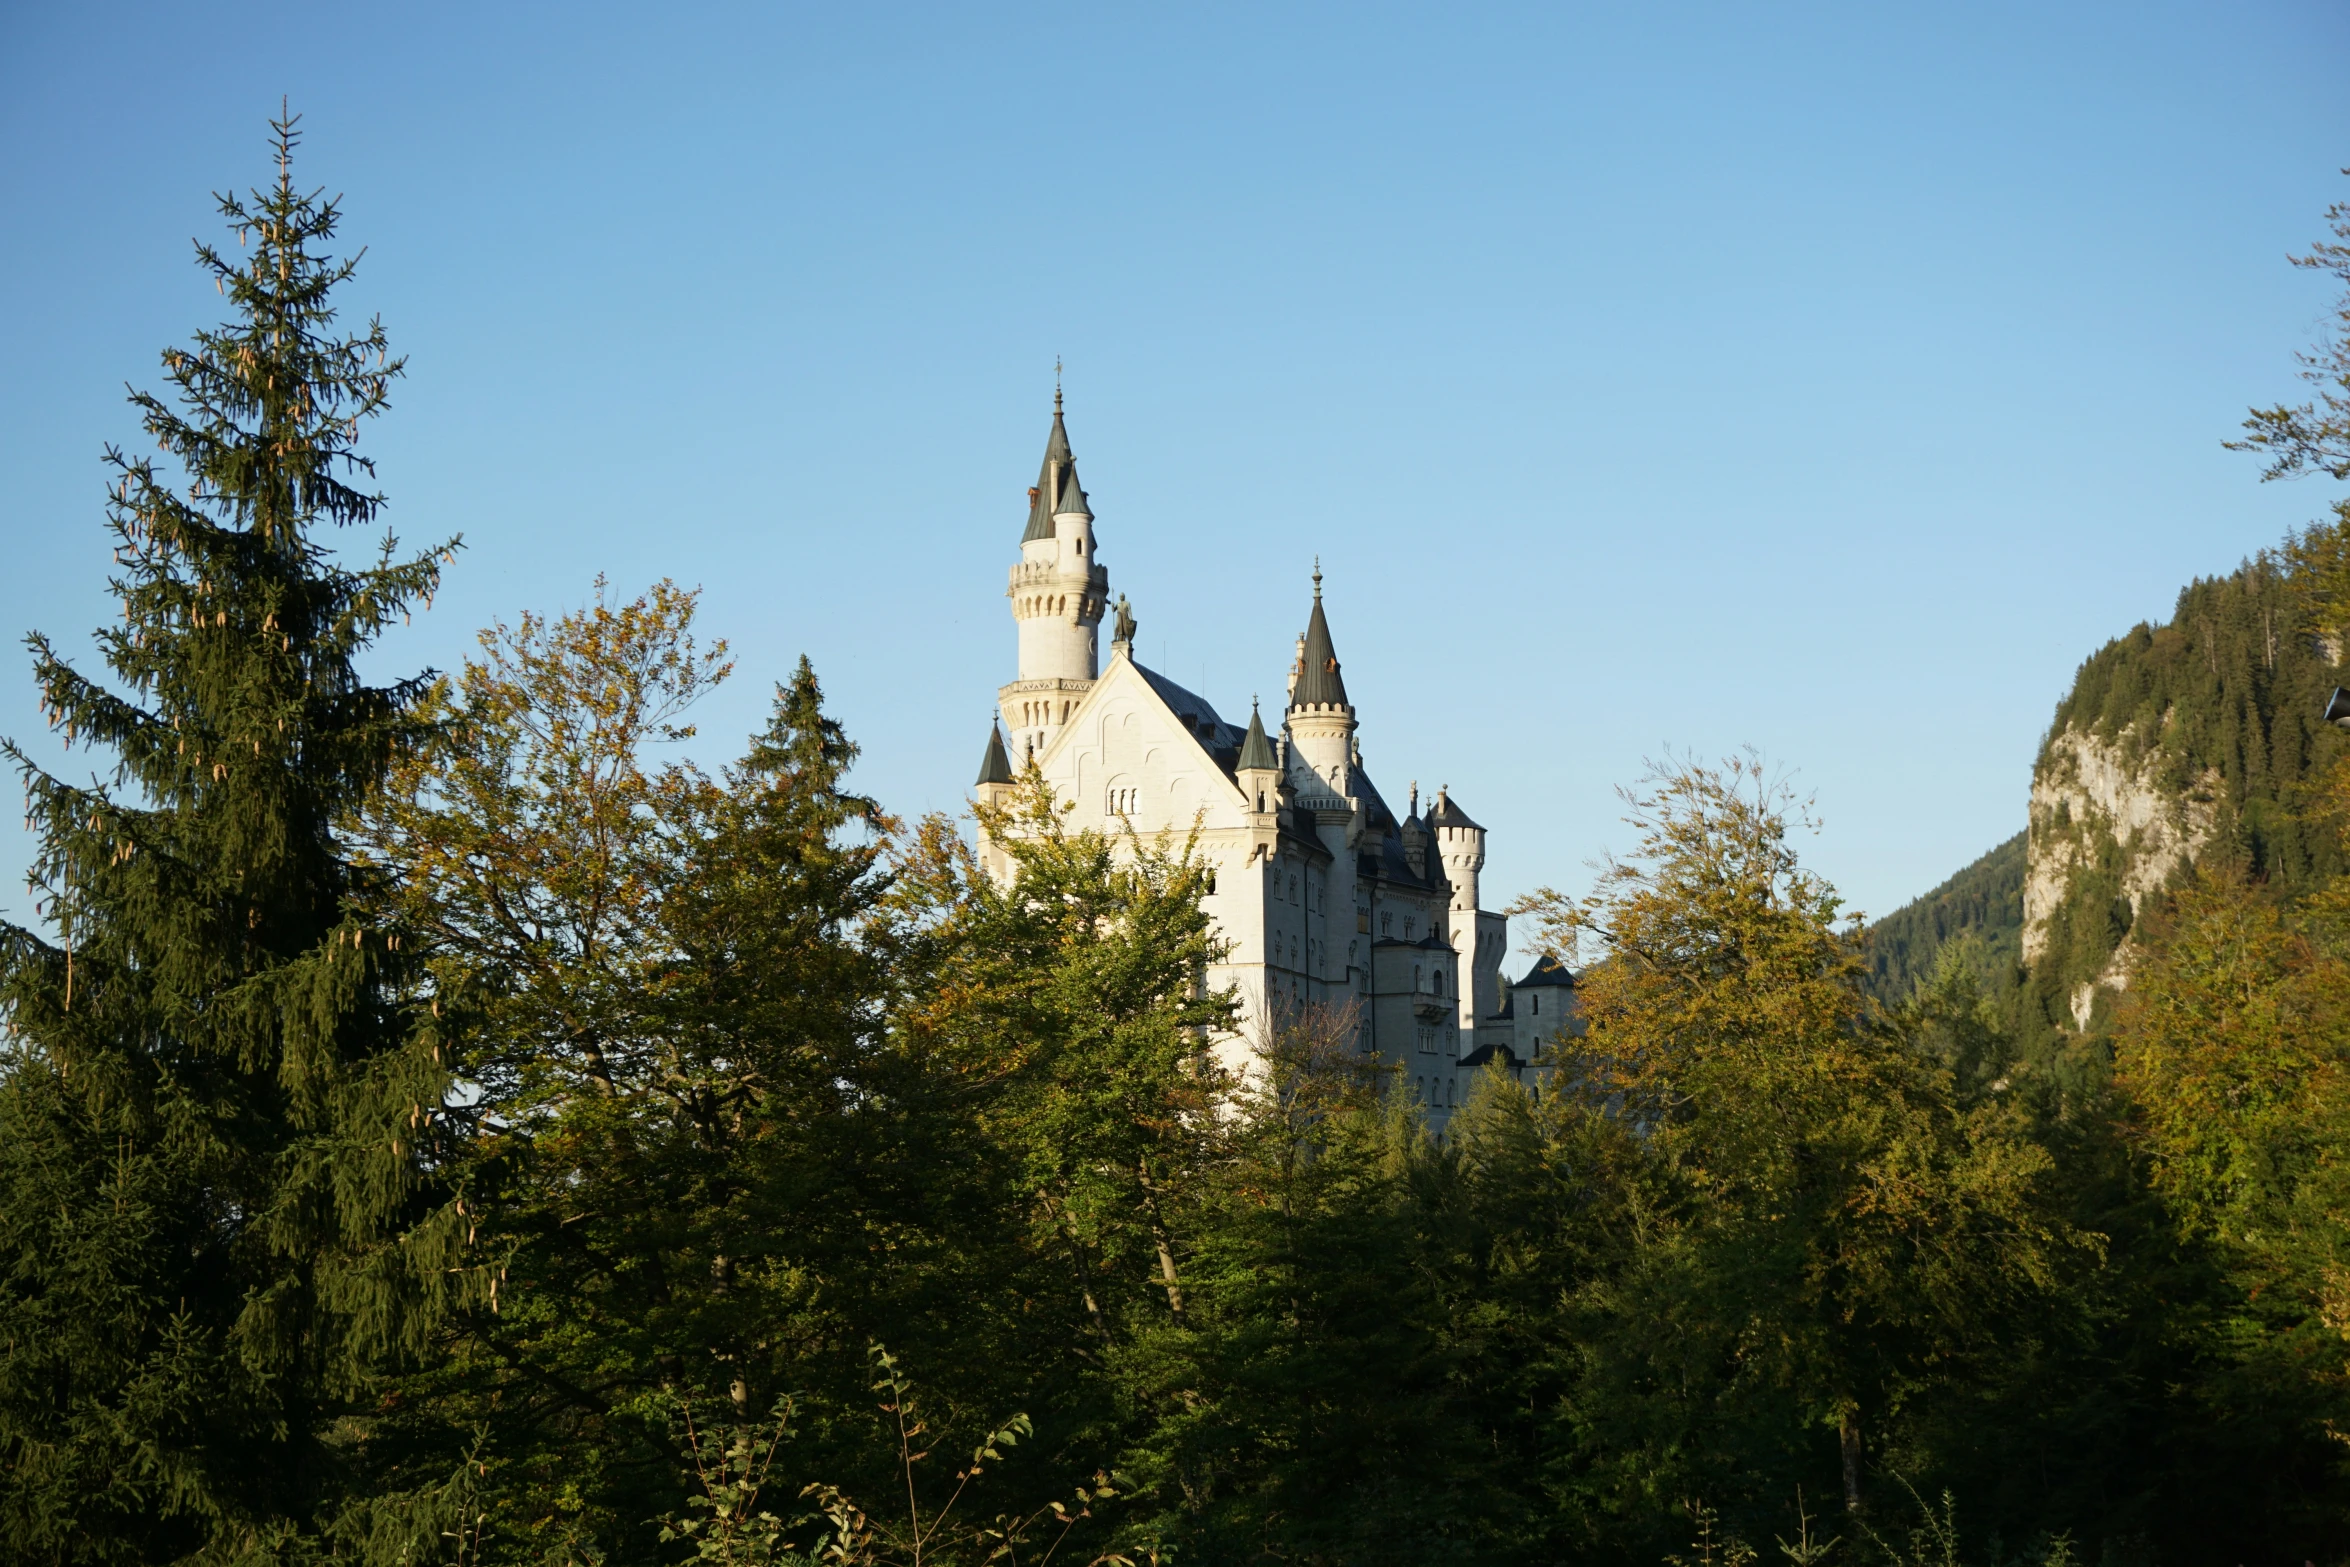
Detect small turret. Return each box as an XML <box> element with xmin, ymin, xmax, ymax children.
<box><xmin>971</xmin><ymin>720</ymin><xmax>1020</xmax><ymax>885</ymax></box>
<box><xmin>1401</xmin><ymin>783</ymin><xmax>1428</xmax><ymax>879</ymax></box>
<box><xmin>975</xmin><ymin>720</ymin><xmax>1018</xmax><ymax>817</ymax></box>
<box><xmin>1514</xmin><ymin>954</ymin><xmax>1580</xmax><ymax>1055</ymax></box>
<box><xmin>1427</xmin><ymin>785</ymin><xmax>1485</xmax><ymax>915</ymax></box>
<box><xmin>1236</xmin><ymin>699</ymin><xmax>1280</xmax><ymax>814</ymax></box>
<box><xmin>976</xmin><ymin>721</ymin><xmax>1014</xmax><ymax>787</ymax></box>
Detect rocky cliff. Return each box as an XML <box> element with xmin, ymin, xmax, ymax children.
<box><xmin>2022</xmin><ymin>726</ymin><xmax>2218</xmax><ymax>1029</ymax></box>
<box><xmin>1869</xmin><ymin>558</ymin><xmax>2349</xmax><ymax>1033</ymax></box>
<box><xmin>2015</xmin><ymin>559</ymin><xmax>2346</xmax><ymax>1038</ymax></box>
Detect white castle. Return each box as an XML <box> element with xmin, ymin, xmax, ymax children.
<box><xmin>971</xmin><ymin>397</ymin><xmax>1574</xmax><ymax>1122</ymax></box>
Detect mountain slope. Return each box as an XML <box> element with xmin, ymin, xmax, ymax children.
<box><xmin>2019</xmin><ymin>559</ymin><xmax>2349</xmax><ymax>1037</ymax></box>
<box><xmin>1864</xmin><ymin>832</ymin><xmax>2026</xmax><ymax>1004</ymax></box>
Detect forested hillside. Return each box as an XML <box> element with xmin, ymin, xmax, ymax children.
<box><xmin>2014</xmin><ymin>561</ymin><xmax>2350</xmax><ymax>1042</ymax></box>
<box><xmin>1873</xmin><ymin>552</ymin><xmax>2350</xmax><ymax>1034</ymax></box>
<box><xmin>1863</xmin><ymin>831</ymin><xmax>2025</xmax><ymax>1003</ymax></box>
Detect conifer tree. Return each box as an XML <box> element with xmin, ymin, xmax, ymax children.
<box><xmin>0</xmin><ymin>113</ymin><xmax>472</xmax><ymax>1563</ymax></box>
<box><xmin>356</xmin><ymin>597</ymin><xmax>928</xmax><ymax>1557</ymax></box>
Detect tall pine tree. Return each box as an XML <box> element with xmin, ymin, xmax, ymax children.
<box><xmin>0</xmin><ymin>113</ymin><xmax>476</xmax><ymax>1564</ymax></box>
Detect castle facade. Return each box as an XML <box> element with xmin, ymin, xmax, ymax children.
<box><xmin>973</xmin><ymin>399</ymin><xmax>1571</xmax><ymax>1121</ymax></box>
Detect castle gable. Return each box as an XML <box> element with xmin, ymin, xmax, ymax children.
<box><xmin>1035</xmin><ymin>655</ymin><xmax>1250</xmax><ymax>834</ymax></box>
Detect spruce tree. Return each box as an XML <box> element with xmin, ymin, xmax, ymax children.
<box><xmin>0</xmin><ymin>114</ymin><xmax>472</xmax><ymax>1563</ymax></box>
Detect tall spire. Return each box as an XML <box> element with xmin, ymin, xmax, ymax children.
<box><xmin>1290</xmin><ymin>565</ymin><xmax>1349</xmax><ymax>709</ymax></box>
<box><xmin>1023</xmin><ymin>389</ymin><xmax>1075</xmax><ymax>543</ymax></box>
<box><xmin>1004</xmin><ymin>375</ymin><xmax>1108</xmax><ymax>700</ymax></box>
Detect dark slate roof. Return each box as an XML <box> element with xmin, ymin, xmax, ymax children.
<box><xmin>1134</xmin><ymin>664</ymin><xmax>1245</xmax><ymax>768</ymax></box>
<box><xmin>1517</xmin><ymin>953</ymin><xmax>1577</xmax><ymax>988</ymax></box>
<box><xmin>976</xmin><ymin>722</ymin><xmax>1013</xmax><ymax>786</ymax></box>
<box><xmin>1350</xmin><ymin>762</ymin><xmax>1395</xmax><ymax>830</ymax></box>
<box><xmin>1459</xmin><ymin>1040</ymin><xmax>1525</xmax><ymax>1071</ymax></box>
<box><xmin>1054</xmin><ymin>463</ymin><xmax>1092</xmax><ymax>517</ymax></box>
<box><xmin>1427</xmin><ymin>787</ymin><xmax>1480</xmax><ymax>832</ymax></box>
<box><xmin>1364</xmin><ymin>825</ymin><xmax>1449</xmax><ymax>895</ymax></box>
<box><xmin>1290</xmin><ymin>587</ymin><xmax>1349</xmax><ymax>709</ymax></box>
<box><xmin>1022</xmin><ymin>408</ymin><xmax>1077</xmax><ymax>543</ymax></box>
<box><xmin>1236</xmin><ymin>703</ymin><xmax>1278</xmax><ymax>771</ymax></box>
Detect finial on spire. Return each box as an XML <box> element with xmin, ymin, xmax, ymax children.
<box><xmin>1055</xmin><ymin>355</ymin><xmax>1063</xmax><ymax>415</ymax></box>
<box><xmin>1312</xmin><ymin>556</ymin><xmax>1322</xmax><ymax>600</ymax></box>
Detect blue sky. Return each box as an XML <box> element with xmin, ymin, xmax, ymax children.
<box><xmin>2</xmin><ymin>2</ymin><xmax>2346</xmax><ymax>950</ymax></box>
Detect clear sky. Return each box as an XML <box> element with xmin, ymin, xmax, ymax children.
<box><xmin>3</xmin><ymin>2</ymin><xmax>2346</xmax><ymax>953</ymax></box>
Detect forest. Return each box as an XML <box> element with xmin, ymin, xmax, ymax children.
<box><xmin>5</xmin><ymin>121</ymin><xmax>2350</xmax><ymax>1567</ymax></box>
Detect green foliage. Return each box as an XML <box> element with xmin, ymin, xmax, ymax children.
<box><xmin>2107</xmin><ymin>870</ymin><xmax>2350</xmax><ymax>1542</ymax></box>
<box><xmin>1103</xmin><ymin>1006</ymin><xmax>1507</xmax><ymax>1565</ymax></box>
<box><xmin>664</xmin><ymin>1397</ymin><xmax>804</xmax><ymax>1567</ymax></box>
<box><xmin>0</xmin><ymin>114</ymin><xmax>475</xmax><ymax>1564</ymax></box>
<box><xmin>659</xmin><ymin>1350</ymin><xmax>1141</xmax><ymax>1567</ymax></box>
<box><xmin>1511</xmin><ymin>756</ymin><xmax>2087</xmax><ymax>1551</ymax></box>
<box><xmin>955</xmin><ymin>774</ymin><xmax>1239</xmax><ymax>1346</ymax></box>
<box><xmin>355</xmin><ymin>589</ymin><xmax>939</xmax><ymax>1560</ymax></box>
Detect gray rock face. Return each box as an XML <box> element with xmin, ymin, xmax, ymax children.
<box><xmin>2023</xmin><ymin>721</ymin><xmax>2218</xmax><ymax>1028</ymax></box>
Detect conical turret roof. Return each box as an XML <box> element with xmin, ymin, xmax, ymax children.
<box><xmin>976</xmin><ymin>721</ymin><xmax>1014</xmax><ymax>786</ymax></box>
<box><xmin>1236</xmin><ymin>700</ymin><xmax>1278</xmax><ymax>771</ymax></box>
<box><xmin>1290</xmin><ymin>571</ymin><xmax>1349</xmax><ymax>709</ymax></box>
<box><xmin>1427</xmin><ymin>786</ymin><xmax>1480</xmax><ymax>831</ymax></box>
<box><xmin>1517</xmin><ymin>953</ymin><xmax>1577</xmax><ymax>988</ymax></box>
<box><xmin>1022</xmin><ymin>402</ymin><xmax>1077</xmax><ymax>543</ymax></box>
<box><xmin>1054</xmin><ymin>463</ymin><xmax>1091</xmax><ymax>517</ymax></box>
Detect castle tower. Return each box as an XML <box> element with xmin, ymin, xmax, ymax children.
<box><xmin>1429</xmin><ymin>787</ymin><xmax>1484</xmax><ymax>920</ymax></box>
<box><xmin>972</xmin><ymin>719</ymin><xmax>1018</xmax><ymax>881</ymax></box>
<box><xmin>1428</xmin><ymin>787</ymin><xmax>1494</xmax><ymax>1026</ymax></box>
<box><xmin>1284</xmin><ymin>566</ymin><xmax>1355</xmax><ymax>798</ymax></box>
<box><xmin>1000</xmin><ymin>391</ymin><xmax>1109</xmax><ymax>759</ymax></box>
